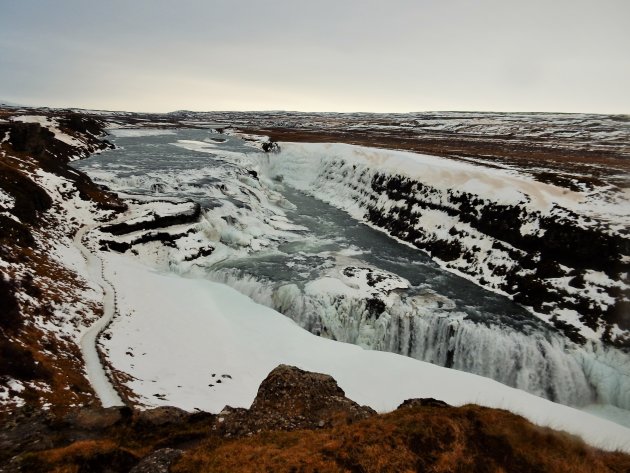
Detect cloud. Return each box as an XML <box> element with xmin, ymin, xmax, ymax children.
<box><xmin>1</xmin><ymin>0</ymin><xmax>628</xmax><ymax>113</ymax></box>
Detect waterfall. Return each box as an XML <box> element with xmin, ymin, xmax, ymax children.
<box><xmin>203</xmin><ymin>268</ymin><xmax>630</xmax><ymax>410</ymax></box>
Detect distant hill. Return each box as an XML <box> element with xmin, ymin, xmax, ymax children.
<box><xmin>0</xmin><ymin>99</ymin><xmax>24</xmax><ymax>107</ymax></box>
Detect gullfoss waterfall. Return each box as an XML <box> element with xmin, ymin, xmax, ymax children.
<box><xmin>72</xmin><ymin>127</ymin><xmax>630</xmax><ymax>426</ymax></box>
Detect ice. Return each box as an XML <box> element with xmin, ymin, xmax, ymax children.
<box><xmin>202</xmin><ymin>267</ymin><xmax>630</xmax><ymax>410</ymax></box>
<box><xmin>108</xmin><ymin>128</ymin><xmax>177</xmax><ymax>138</ymax></box>
<box><xmin>171</xmin><ymin>139</ymin><xmax>217</xmax><ymax>153</ymax></box>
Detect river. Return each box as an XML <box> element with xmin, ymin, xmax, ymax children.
<box><xmin>72</xmin><ymin>127</ymin><xmax>630</xmax><ymax>422</ymax></box>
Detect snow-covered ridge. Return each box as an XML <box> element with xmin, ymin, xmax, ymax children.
<box><xmin>11</xmin><ymin>115</ymin><xmax>84</xmax><ymax>150</ymax></box>
<box><xmin>158</xmin><ymin>110</ymin><xmax>630</xmax><ymax>161</ymax></box>
<box><xmin>265</xmin><ymin>142</ymin><xmax>629</xmax><ymax>347</ymax></box>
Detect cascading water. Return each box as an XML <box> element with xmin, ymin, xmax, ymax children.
<box><xmin>204</xmin><ymin>265</ymin><xmax>630</xmax><ymax>410</ymax></box>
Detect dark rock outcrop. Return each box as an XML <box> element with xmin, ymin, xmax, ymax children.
<box><xmin>4</xmin><ymin>365</ymin><xmax>630</xmax><ymax>473</ymax></box>
<box><xmin>398</xmin><ymin>398</ymin><xmax>451</xmax><ymax>409</ymax></box>
<box><xmin>63</xmin><ymin>406</ymin><xmax>132</xmax><ymax>431</ymax></box>
<box><xmin>99</xmin><ymin>229</ymin><xmax>196</xmax><ymax>253</ymax></box>
<box><xmin>100</xmin><ymin>203</ymin><xmax>201</xmax><ymax>236</ymax></box>
<box><xmin>215</xmin><ymin>365</ymin><xmax>376</xmax><ymax>436</ymax></box>
<box><xmin>261</xmin><ymin>140</ymin><xmax>279</xmax><ymax>152</ymax></box>
<box><xmin>135</xmin><ymin>406</ymin><xmax>189</xmax><ymax>427</ymax></box>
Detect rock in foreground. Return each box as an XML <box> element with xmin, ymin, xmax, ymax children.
<box><xmin>214</xmin><ymin>364</ymin><xmax>376</xmax><ymax>436</ymax></box>
<box><xmin>4</xmin><ymin>365</ymin><xmax>630</xmax><ymax>473</ymax></box>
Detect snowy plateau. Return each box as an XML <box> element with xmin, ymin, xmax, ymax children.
<box><xmin>1</xmin><ymin>108</ymin><xmax>630</xmax><ymax>465</ymax></box>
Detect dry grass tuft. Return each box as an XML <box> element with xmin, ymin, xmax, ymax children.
<box><xmin>19</xmin><ymin>440</ymin><xmax>139</xmax><ymax>473</ymax></box>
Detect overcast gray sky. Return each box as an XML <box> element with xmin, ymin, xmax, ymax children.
<box><xmin>1</xmin><ymin>0</ymin><xmax>628</xmax><ymax>113</ymax></box>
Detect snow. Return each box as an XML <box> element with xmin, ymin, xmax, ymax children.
<box><xmin>338</xmin><ymin>266</ymin><xmax>409</xmax><ymax>296</ymax></box>
<box><xmin>22</xmin><ymin>167</ymin><xmax>113</xmax><ymax>347</ymax></box>
<box><xmin>269</xmin><ymin>143</ymin><xmax>582</xmax><ymax>212</ymax></box>
<box><xmin>101</xmin><ymin>252</ymin><xmax>630</xmax><ymax>453</ymax></box>
<box><xmin>583</xmin><ymin>404</ymin><xmax>630</xmax><ymax>429</ymax></box>
<box><xmin>0</xmin><ymin>379</ymin><xmax>26</xmax><ymax>408</ymax></box>
<box><xmin>0</xmin><ymin>188</ymin><xmax>15</xmax><ymax>209</ymax></box>
<box><xmin>75</xmin><ymin>224</ymin><xmax>124</xmax><ymax>407</ymax></box>
<box><xmin>261</xmin><ymin>141</ymin><xmax>630</xmax><ymax>341</ymax></box>
<box><xmin>75</xmin><ymin>129</ymin><xmax>630</xmax><ymax>416</ymax></box>
<box><xmin>171</xmin><ymin>139</ymin><xmax>218</xmax><ymax>153</ymax></box>
<box><xmin>120</xmin><ymin>201</ymin><xmax>197</xmax><ymax>226</ymax></box>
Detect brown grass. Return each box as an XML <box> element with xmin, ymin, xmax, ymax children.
<box><xmin>174</xmin><ymin>405</ymin><xmax>630</xmax><ymax>473</ymax></box>
<box><xmin>0</xmin><ymin>217</ymin><xmax>101</xmax><ymax>415</ymax></box>
<box><xmin>0</xmin><ymin>127</ymin><xmax>115</xmax><ymax>415</ymax></box>
<box><xmin>11</xmin><ymin>400</ymin><xmax>630</xmax><ymax>472</ymax></box>
<box><xmin>19</xmin><ymin>440</ymin><xmax>140</xmax><ymax>473</ymax></box>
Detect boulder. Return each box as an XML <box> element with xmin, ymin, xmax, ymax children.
<box><xmin>135</xmin><ymin>406</ymin><xmax>189</xmax><ymax>427</ymax></box>
<box><xmin>397</xmin><ymin>398</ymin><xmax>451</xmax><ymax>409</ymax></box>
<box><xmin>215</xmin><ymin>365</ymin><xmax>375</xmax><ymax>436</ymax></box>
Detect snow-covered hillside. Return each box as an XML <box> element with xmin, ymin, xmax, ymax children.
<box><xmin>0</xmin><ymin>107</ymin><xmax>630</xmax><ymax>458</ymax></box>
<box><xmin>2</xmin><ymin>108</ymin><xmax>630</xmax><ymax>465</ymax></box>
<box><xmin>0</xmin><ymin>112</ymin><xmax>125</xmax><ymax>411</ymax></box>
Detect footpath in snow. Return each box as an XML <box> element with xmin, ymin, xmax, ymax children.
<box><xmin>75</xmin><ymin>225</ymin><xmax>124</xmax><ymax>407</ymax></box>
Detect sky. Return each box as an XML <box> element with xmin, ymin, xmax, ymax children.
<box><xmin>1</xmin><ymin>0</ymin><xmax>629</xmax><ymax>114</ymax></box>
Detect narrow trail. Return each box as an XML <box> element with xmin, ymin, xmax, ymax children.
<box><xmin>75</xmin><ymin>224</ymin><xmax>124</xmax><ymax>407</ymax></box>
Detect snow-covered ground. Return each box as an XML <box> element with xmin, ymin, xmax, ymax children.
<box><xmin>99</xmin><ymin>251</ymin><xmax>630</xmax><ymax>453</ymax></box>
<box><xmin>4</xmin><ymin>110</ymin><xmax>628</xmax><ymax>455</ymax></box>
<box><xmin>75</xmin><ymin>224</ymin><xmax>124</xmax><ymax>408</ymax></box>
<box><xmin>0</xmin><ymin>113</ymin><xmax>121</xmax><ymax>411</ymax></box>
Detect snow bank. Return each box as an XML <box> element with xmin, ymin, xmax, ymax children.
<box><xmin>101</xmin><ymin>252</ymin><xmax>630</xmax><ymax>453</ymax></box>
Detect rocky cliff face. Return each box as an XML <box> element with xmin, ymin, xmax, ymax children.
<box><xmin>364</xmin><ymin>170</ymin><xmax>629</xmax><ymax>346</ymax></box>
